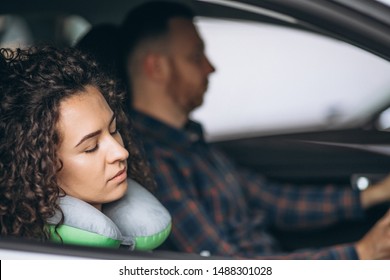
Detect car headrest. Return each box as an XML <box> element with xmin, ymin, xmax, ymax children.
<box><xmin>47</xmin><ymin>179</ymin><xmax>171</xmax><ymax>251</ymax></box>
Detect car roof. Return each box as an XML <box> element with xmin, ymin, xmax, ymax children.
<box><xmin>2</xmin><ymin>0</ymin><xmax>390</xmax><ymax>61</ymax></box>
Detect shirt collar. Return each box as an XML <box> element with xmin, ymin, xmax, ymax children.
<box><xmin>130</xmin><ymin>109</ymin><xmax>206</xmax><ymax>148</ymax></box>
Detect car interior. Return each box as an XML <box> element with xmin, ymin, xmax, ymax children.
<box><xmin>1</xmin><ymin>0</ymin><xmax>390</xmax><ymax>259</ymax></box>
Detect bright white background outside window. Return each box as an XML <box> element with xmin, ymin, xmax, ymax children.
<box><xmin>377</xmin><ymin>0</ymin><xmax>390</xmax><ymax>6</ymax></box>
<box><xmin>192</xmin><ymin>18</ymin><xmax>390</xmax><ymax>141</ymax></box>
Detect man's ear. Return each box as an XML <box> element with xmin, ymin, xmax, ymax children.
<box><xmin>143</xmin><ymin>53</ymin><xmax>170</xmax><ymax>83</ymax></box>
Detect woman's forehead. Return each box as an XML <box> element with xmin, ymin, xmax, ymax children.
<box><xmin>57</xmin><ymin>86</ymin><xmax>113</xmax><ymax>143</ymax></box>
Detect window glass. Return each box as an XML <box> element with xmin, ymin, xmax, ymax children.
<box><xmin>376</xmin><ymin>0</ymin><xmax>390</xmax><ymax>6</ymax></box>
<box><xmin>192</xmin><ymin>18</ymin><xmax>390</xmax><ymax>140</ymax></box>
<box><xmin>61</xmin><ymin>15</ymin><xmax>91</xmax><ymax>46</ymax></box>
<box><xmin>0</xmin><ymin>15</ymin><xmax>33</xmax><ymax>48</ymax></box>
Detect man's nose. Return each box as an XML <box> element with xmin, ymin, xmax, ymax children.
<box><xmin>205</xmin><ymin>56</ymin><xmax>216</xmax><ymax>74</ymax></box>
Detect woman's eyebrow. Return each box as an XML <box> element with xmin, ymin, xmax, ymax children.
<box><xmin>75</xmin><ymin>130</ymin><xmax>101</xmax><ymax>148</ymax></box>
<box><xmin>74</xmin><ymin>114</ymin><xmax>116</xmax><ymax>148</ymax></box>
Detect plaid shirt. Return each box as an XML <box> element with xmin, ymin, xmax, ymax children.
<box><xmin>131</xmin><ymin>110</ymin><xmax>365</xmax><ymax>259</ymax></box>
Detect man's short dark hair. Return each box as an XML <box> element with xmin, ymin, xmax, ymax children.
<box><xmin>120</xmin><ymin>1</ymin><xmax>195</xmax><ymax>57</ymax></box>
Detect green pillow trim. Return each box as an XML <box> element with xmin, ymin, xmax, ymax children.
<box><xmin>48</xmin><ymin>222</ymin><xmax>171</xmax><ymax>251</ymax></box>
<box><xmin>134</xmin><ymin>222</ymin><xmax>172</xmax><ymax>251</ymax></box>
<box><xmin>48</xmin><ymin>224</ymin><xmax>121</xmax><ymax>248</ymax></box>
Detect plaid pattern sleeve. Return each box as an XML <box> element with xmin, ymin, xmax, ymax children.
<box><xmin>237</xmin><ymin>168</ymin><xmax>365</xmax><ymax>230</ymax></box>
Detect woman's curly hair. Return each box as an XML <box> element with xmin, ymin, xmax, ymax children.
<box><xmin>0</xmin><ymin>46</ymin><xmax>155</xmax><ymax>240</ymax></box>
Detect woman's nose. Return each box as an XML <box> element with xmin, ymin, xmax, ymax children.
<box><xmin>107</xmin><ymin>134</ymin><xmax>129</xmax><ymax>163</ymax></box>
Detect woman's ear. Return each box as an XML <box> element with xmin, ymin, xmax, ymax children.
<box><xmin>143</xmin><ymin>52</ymin><xmax>170</xmax><ymax>83</ymax></box>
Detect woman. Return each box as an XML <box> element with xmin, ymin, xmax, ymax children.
<box><xmin>0</xmin><ymin>46</ymin><xmax>154</xmax><ymax>240</ymax></box>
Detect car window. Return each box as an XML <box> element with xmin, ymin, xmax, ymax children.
<box><xmin>377</xmin><ymin>0</ymin><xmax>390</xmax><ymax>6</ymax></box>
<box><xmin>192</xmin><ymin>17</ymin><xmax>390</xmax><ymax>141</ymax></box>
<box><xmin>0</xmin><ymin>14</ymin><xmax>91</xmax><ymax>48</ymax></box>
<box><xmin>0</xmin><ymin>15</ymin><xmax>33</xmax><ymax>48</ymax></box>
<box><xmin>61</xmin><ymin>15</ymin><xmax>91</xmax><ymax>46</ymax></box>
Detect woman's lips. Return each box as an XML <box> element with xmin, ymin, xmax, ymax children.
<box><xmin>109</xmin><ymin>168</ymin><xmax>127</xmax><ymax>182</ymax></box>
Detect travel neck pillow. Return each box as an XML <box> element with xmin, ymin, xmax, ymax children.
<box><xmin>47</xmin><ymin>179</ymin><xmax>171</xmax><ymax>251</ymax></box>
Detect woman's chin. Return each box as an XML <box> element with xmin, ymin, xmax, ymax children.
<box><xmin>110</xmin><ymin>179</ymin><xmax>128</xmax><ymax>203</ymax></box>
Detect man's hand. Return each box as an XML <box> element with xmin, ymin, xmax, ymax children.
<box><xmin>356</xmin><ymin>209</ymin><xmax>390</xmax><ymax>259</ymax></box>
<box><xmin>360</xmin><ymin>174</ymin><xmax>390</xmax><ymax>209</ymax></box>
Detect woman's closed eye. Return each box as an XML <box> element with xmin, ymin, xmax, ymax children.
<box><xmin>83</xmin><ymin>116</ymin><xmax>117</xmax><ymax>154</ymax></box>
<box><xmin>85</xmin><ymin>144</ymin><xmax>99</xmax><ymax>153</ymax></box>
<box><xmin>109</xmin><ymin>118</ymin><xmax>118</xmax><ymax>135</ymax></box>
<box><xmin>85</xmin><ymin>128</ymin><xmax>118</xmax><ymax>154</ymax></box>
<box><xmin>110</xmin><ymin>127</ymin><xmax>118</xmax><ymax>135</ymax></box>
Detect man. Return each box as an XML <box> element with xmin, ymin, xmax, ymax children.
<box><xmin>120</xmin><ymin>1</ymin><xmax>390</xmax><ymax>259</ymax></box>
